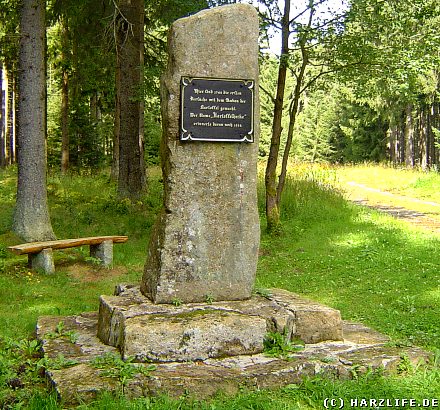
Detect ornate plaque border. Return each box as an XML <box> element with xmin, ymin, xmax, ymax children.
<box><xmin>180</xmin><ymin>77</ymin><xmax>254</xmax><ymax>143</ymax></box>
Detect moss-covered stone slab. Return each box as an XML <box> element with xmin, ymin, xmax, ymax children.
<box><xmin>36</xmin><ymin>312</ymin><xmax>118</xmax><ymax>363</ymax></box>
<box><xmin>47</xmin><ymin>364</ymin><xmax>118</xmax><ymax>405</ymax></box>
<box><xmin>98</xmin><ymin>285</ymin><xmax>343</xmax><ymax>354</ymax></box>
<box><xmin>123</xmin><ymin>311</ymin><xmax>266</xmax><ymax>362</ymax></box>
<box><xmin>37</xmin><ymin>312</ymin><xmax>431</xmax><ymax>406</ymax></box>
<box><xmin>266</xmin><ymin>288</ymin><xmax>343</xmax><ymax>343</ymax></box>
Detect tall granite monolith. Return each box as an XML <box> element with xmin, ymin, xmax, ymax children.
<box><xmin>140</xmin><ymin>4</ymin><xmax>260</xmax><ymax>303</ymax></box>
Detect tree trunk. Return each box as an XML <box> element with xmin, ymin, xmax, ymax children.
<box><xmin>4</xmin><ymin>66</ymin><xmax>10</xmax><ymax>165</ymax></box>
<box><xmin>391</xmin><ymin>124</ymin><xmax>398</xmax><ymax>164</ymax></box>
<box><xmin>398</xmin><ymin>110</ymin><xmax>405</xmax><ymax>164</ymax></box>
<box><xmin>60</xmin><ymin>16</ymin><xmax>69</xmax><ymax>174</ymax></box>
<box><xmin>404</xmin><ymin>103</ymin><xmax>414</xmax><ymax>167</ymax></box>
<box><xmin>5</xmin><ymin>69</ymin><xmax>17</xmax><ymax>165</ymax></box>
<box><xmin>433</xmin><ymin>101</ymin><xmax>440</xmax><ymax>166</ymax></box>
<box><xmin>0</xmin><ymin>65</ymin><xmax>5</xmax><ymax>168</ymax></box>
<box><xmin>111</xmin><ymin>62</ymin><xmax>120</xmax><ymax>181</ymax></box>
<box><xmin>138</xmin><ymin>27</ymin><xmax>146</xmax><ymax>191</ymax></box>
<box><xmin>61</xmin><ymin>67</ymin><xmax>69</xmax><ymax>173</ymax></box>
<box><xmin>427</xmin><ymin>101</ymin><xmax>434</xmax><ymax>167</ymax></box>
<box><xmin>70</xmin><ymin>34</ymin><xmax>80</xmax><ymax>168</ymax></box>
<box><xmin>276</xmin><ymin>38</ymin><xmax>308</xmax><ymax>205</ymax></box>
<box><xmin>419</xmin><ymin>105</ymin><xmax>428</xmax><ymax>170</ymax></box>
<box><xmin>387</xmin><ymin>113</ymin><xmax>398</xmax><ymax>165</ymax></box>
<box><xmin>13</xmin><ymin>0</ymin><xmax>55</xmax><ymax>242</ymax></box>
<box><xmin>264</xmin><ymin>0</ymin><xmax>290</xmax><ymax>233</ymax></box>
<box><xmin>386</xmin><ymin>127</ymin><xmax>393</xmax><ymax>164</ymax></box>
<box><xmin>11</xmin><ymin>74</ymin><xmax>17</xmax><ymax>164</ymax></box>
<box><xmin>90</xmin><ymin>93</ymin><xmax>98</xmax><ymax>122</ymax></box>
<box><xmin>117</xmin><ymin>0</ymin><xmax>146</xmax><ymax>200</ymax></box>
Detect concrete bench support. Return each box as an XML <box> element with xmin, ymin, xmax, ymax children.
<box><xmin>90</xmin><ymin>240</ymin><xmax>113</xmax><ymax>267</ymax></box>
<box><xmin>29</xmin><ymin>248</ymin><xmax>55</xmax><ymax>274</ymax></box>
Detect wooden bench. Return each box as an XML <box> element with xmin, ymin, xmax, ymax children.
<box><xmin>8</xmin><ymin>236</ymin><xmax>128</xmax><ymax>274</ymax></box>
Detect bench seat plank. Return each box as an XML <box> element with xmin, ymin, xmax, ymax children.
<box><xmin>8</xmin><ymin>236</ymin><xmax>128</xmax><ymax>255</ymax></box>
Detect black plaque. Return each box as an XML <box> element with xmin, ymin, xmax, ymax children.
<box><xmin>180</xmin><ymin>77</ymin><xmax>254</xmax><ymax>142</ymax></box>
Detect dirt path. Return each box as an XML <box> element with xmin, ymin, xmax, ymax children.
<box><xmin>344</xmin><ymin>181</ymin><xmax>440</xmax><ymax>234</ymax></box>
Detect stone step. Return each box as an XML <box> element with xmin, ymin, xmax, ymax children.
<box><xmin>36</xmin><ymin>313</ymin><xmax>430</xmax><ymax>406</ymax></box>
<box><xmin>97</xmin><ymin>286</ymin><xmax>343</xmax><ymax>362</ymax></box>
<box><xmin>123</xmin><ymin>311</ymin><xmax>266</xmax><ymax>362</ymax></box>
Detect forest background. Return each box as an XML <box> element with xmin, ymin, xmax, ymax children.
<box><xmin>1</xmin><ymin>1</ymin><xmax>440</xmax><ymax>407</ymax></box>
<box><xmin>1</xmin><ymin>0</ymin><xmax>440</xmax><ymax>235</ymax></box>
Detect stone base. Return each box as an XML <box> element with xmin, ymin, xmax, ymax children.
<box><xmin>97</xmin><ymin>286</ymin><xmax>343</xmax><ymax>362</ymax></box>
<box><xmin>36</xmin><ymin>313</ymin><xmax>430</xmax><ymax>405</ymax></box>
<box><xmin>29</xmin><ymin>248</ymin><xmax>55</xmax><ymax>274</ymax></box>
<box><xmin>90</xmin><ymin>240</ymin><xmax>113</xmax><ymax>267</ymax></box>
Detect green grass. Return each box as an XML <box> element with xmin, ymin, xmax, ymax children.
<box><xmin>0</xmin><ymin>167</ymin><xmax>163</xmax><ymax>340</ymax></box>
<box><xmin>258</xmin><ymin>193</ymin><xmax>440</xmax><ymax>349</ymax></box>
<box><xmin>1</xmin><ymin>164</ymin><xmax>440</xmax><ymax>408</ymax></box>
<box><xmin>336</xmin><ymin>163</ymin><xmax>440</xmax><ymax>216</ymax></box>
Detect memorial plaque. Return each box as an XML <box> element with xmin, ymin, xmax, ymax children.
<box><xmin>180</xmin><ymin>77</ymin><xmax>254</xmax><ymax>142</ymax></box>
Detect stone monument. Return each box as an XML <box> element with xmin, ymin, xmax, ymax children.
<box><xmin>95</xmin><ymin>1</ymin><xmax>342</xmax><ymax>363</ymax></box>
<box><xmin>35</xmin><ymin>5</ymin><xmax>430</xmax><ymax>403</ymax></box>
<box><xmin>140</xmin><ymin>3</ymin><xmax>260</xmax><ymax>304</ymax></box>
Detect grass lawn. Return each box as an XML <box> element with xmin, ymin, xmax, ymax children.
<box><xmin>335</xmin><ymin>163</ymin><xmax>440</xmax><ymax>219</ymax></box>
<box><xmin>0</xmin><ymin>163</ymin><xmax>439</xmax><ymax>409</ymax></box>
